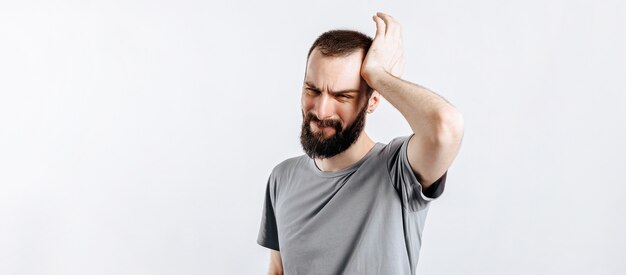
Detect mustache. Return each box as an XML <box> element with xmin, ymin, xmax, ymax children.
<box><xmin>304</xmin><ymin>112</ymin><xmax>342</xmax><ymax>130</ymax></box>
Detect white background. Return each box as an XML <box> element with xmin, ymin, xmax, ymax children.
<box><xmin>1</xmin><ymin>0</ymin><xmax>625</xmax><ymax>274</ymax></box>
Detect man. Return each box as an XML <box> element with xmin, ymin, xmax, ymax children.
<box><xmin>257</xmin><ymin>12</ymin><xmax>464</xmax><ymax>275</ymax></box>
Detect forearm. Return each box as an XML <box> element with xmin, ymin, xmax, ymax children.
<box><xmin>366</xmin><ymin>70</ymin><xmax>461</xmax><ymax>140</ymax></box>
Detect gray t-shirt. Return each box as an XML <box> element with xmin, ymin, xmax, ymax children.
<box><xmin>257</xmin><ymin>135</ymin><xmax>447</xmax><ymax>275</ymax></box>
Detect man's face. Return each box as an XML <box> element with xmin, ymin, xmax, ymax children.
<box><xmin>300</xmin><ymin>48</ymin><xmax>369</xmax><ymax>159</ymax></box>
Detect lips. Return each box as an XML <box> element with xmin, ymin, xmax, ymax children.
<box><xmin>311</xmin><ymin>121</ymin><xmax>326</xmax><ymax>129</ymax></box>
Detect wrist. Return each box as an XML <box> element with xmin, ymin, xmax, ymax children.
<box><xmin>362</xmin><ymin>67</ymin><xmax>393</xmax><ymax>91</ymax></box>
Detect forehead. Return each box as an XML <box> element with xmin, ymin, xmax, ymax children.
<box><xmin>304</xmin><ymin>48</ymin><xmax>365</xmax><ymax>91</ymax></box>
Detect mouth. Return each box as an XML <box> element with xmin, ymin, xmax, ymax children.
<box><xmin>311</xmin><ymin>121</ymin><xmax>336</xmax><ymax>134</ymax></box>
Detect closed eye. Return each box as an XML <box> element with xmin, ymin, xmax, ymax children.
<box><xmin>305</xmin><ymin>88</ymin><xmax>320</xmax><ymax>94</ymax></box>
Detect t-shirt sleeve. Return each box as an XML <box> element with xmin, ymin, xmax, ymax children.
<box><xmin>387</xmin><ymin>134</ymin><xmax>447</xmax><ymax>212</ymax></box>
<box><xmin>257</xmin><ymin>174</ymin><xmax>280</xmax><ymax>251</ymax></box>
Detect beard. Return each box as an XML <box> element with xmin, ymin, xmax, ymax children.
<box><xmin>300</xmin><ymin>103</ymin><xmax>368</xmax><ymax>159</ymax></box>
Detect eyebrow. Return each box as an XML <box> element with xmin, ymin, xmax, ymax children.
<box><xmin>304</xmin><ymin>82</ymin><xmax>360</xmax><ymax>95</ymax></box>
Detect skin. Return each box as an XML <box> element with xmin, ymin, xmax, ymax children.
<box><xmin>303</xmin><ymin>46</ymin><xmax>378</xmax><ymax>170</ymax></box>
<box><xmin>268</xmin><ymin>250</ymin><xmax>283</xmax><ymax>275</ymax></box>
<box><xmin>268</xmin><ymin>12</ymin><xmax>464</xmax><ymax>274</ymax></box>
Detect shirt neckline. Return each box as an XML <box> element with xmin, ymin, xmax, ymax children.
<box><xmin>308</xmin><ymin>143</ymin><xmax>383</xmax><ymax>177</ymax></box>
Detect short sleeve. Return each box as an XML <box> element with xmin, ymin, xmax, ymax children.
<box><xmin>257</xmin><ymin>175</ymin><xmax>280</xmax><ymax>251</ymax></box>
<box><xmin>387</xmin><ymin>134</ymin><xmax>447</xmax><ymax>212</ymax></box>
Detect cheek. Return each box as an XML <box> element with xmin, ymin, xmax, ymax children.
<box><xmin>301</xmin><ymin>96</ymin><xmax>315</xmax><ymax>111</ymax></box>
<box><xmin>344</xmin><ymin>104</ymin><xmax>363</xmax><ymax>122</ymax></box>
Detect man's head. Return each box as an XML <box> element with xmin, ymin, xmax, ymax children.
<box><xmin>300</xmin><ymin>30</ymin><xmax>381</xmax><ymax>159</ymax></box>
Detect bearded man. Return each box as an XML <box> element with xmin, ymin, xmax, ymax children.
<box><xmin>257</xmin><ymin>12</ymin><xmax>464</xmax><ymax>275</ymax></box>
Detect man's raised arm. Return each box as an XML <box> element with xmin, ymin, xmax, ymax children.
<box><xmin>361</xmin><ymin>12</ymin><xmax>464</xmax><ymax>190</ymax></box>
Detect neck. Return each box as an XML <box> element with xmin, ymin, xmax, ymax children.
<box><xmin>313</xmin><ymin>132</ymin><xmax>376</xmax><ymax>172</ymax></box>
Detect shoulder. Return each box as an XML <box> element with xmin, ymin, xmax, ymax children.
<box><xmin>269</xmin><ymin>154</ymin><xmax>309</xmax><ymax>180</ymax></box>
<box><xmin>379</xmin><ymin>135</ymin><xmax>413</xmax><ymax>158</ymax></box>
<box><xmin>266</xmin><ymin>154</ymin><xmax>309</xmax><ymax>198</ymax></box>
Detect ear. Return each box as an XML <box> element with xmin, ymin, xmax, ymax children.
<box><xmin>367</xmin><ymin>91</ymin><xmax>380</xmax><ymax>114</ymax></box>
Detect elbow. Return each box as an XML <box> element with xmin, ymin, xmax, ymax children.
<box><xmin>434</xmin><ymin>107</ymin><xmax>464</xmax><ymax>145</ymax></box>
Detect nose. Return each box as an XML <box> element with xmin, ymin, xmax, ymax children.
<box><xmin>314</xmin><ymin>93</ymin><xmax>335</xmax><ymax>120</ymax></box>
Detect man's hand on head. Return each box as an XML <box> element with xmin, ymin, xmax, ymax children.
<box><xmin>361</xmin><ymin>12</ymin><xmax>405</xmax><ymax>86</ymax></box>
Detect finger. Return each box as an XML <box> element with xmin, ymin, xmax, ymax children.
<box><xmin>376</xmin><ymin>12</ymin><xmax>393</xmax><ymax>27</ymax></box>
<box><xmin>372</xmin><ymin>15</ymin><xmax>385</xmax><ymax>38</ymax></box>
<box><xmin>376</xmin><ymin>12</ymin><xmax>399</xmax><ymax>36</ymax></box>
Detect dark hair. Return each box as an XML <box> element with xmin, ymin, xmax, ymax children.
<box><xmin>306</xmin><ymin>30</ymin><xmax>374</xmax><ymax>97</ymax></box>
